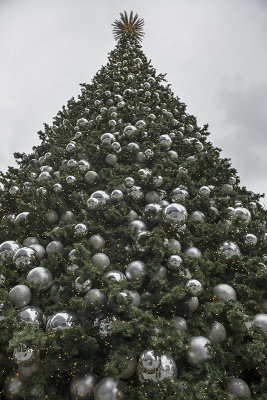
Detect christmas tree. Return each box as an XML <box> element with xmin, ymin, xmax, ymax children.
<box><xmin>0</xmin><ymin>11</ymin><xmax>266</xmax><ymax>400</ymax></box>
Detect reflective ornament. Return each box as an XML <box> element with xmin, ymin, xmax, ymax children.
<box><xmin>111</xmin><ymin>141</ymin><xmax>121</xmax><ymax>152</ymax></box>
<box><xmin>234</xmin><ymin>207</ymin><xmax>251</xmax><ymax>224</ymax></box>
<box><xmin>2</xmin><ymin>372</ymin><xmax>25</xmax><ymax>400</ymax></box>
<box><xmin>138</xmin><ymin>350</ymin><xmax>160</xmax><ymax>373</ymax></box>
<box><xmin>36</xmin><ymin>186</ymin><xmax>47</xmax><ymax>195</ymax></box>
<box><xmin>145</xmin><ymin>191</ymin><xmax>159</xmax><ymax>204</ymax></box>
<box><xmin>93</xmin><ymin>315</ymin><xmax>117</xmax><ymax>337</ymax></box>
<box><xmin>111</xmin><ymin>189</ymin><xmax>123</xmax><ymax>199</ymax></box>
<box><xmin>137</xmin><ymin>352</ymin><xmax>177</xmax><ymax>383</ymax></box>
<box><xmin>253</xmin><ymin>314</ymin><xmax>267</xmax><ymax>335</ymax></box>
<box><xmin>124</xmin><ymin>177</ymin><xmax>135</xmax><ymax>188</ymax></box>
<box><xmin>53</xmin><ymin>183</ymin><xmax>63</xmax><ymax>193</ymax></box>
<box><xmin>187</xmin><ymin>296</ymin><xmax>199</xmax><ymax>312</ymax></box>
<box><xmin>70</xmin><ymin>373</ymin><xmax>97</xmax><ymax>400</ymax></box>
<box><xmin>87</xmin><ymin>198</ymin><xmax>99</xmax><ymax>209</ymax></box>
<box><xmin>189</xmin><ymin>211</ymin><xmax>205</xmax><ymax>223</ymax></box>
<box><xmin>129</xmin><ymin>186</ymin><xmax>143</xmax><ymax>200</ymax></box>
<box><xmin>163</xmin><ymin>203</ymin><xmax>188</xmax><ymax>226</ymax></box>
<box><xmin>244</xmin><ymin>233</ymin><xmax>257</xmax><ymax>245</ymax></box>
<box><xmin>207</xmin><ymin>321</ymin><xmax>226</xmax><ymax>343</ymax></box>
<box><xmin>119</xmin><ymin>358</ymin><xmax>137</xmax><ymax>379</ymax></box>
<box><xmin>229</xmin><ymin>176</ymin><xmax>237</xmax><ymax>184</ymax></box>
<box><xmin>186</xmin><ymin>336</ymin><xmax>212</xmax><ymax>364</ymax></box>
<box><xmin>89</xmin><ymin>235</ymin><xmax>105</xmax><ymax>250</ymax></box>
<box><xmin>144</xmin><ymin>203</ymin><xmax>161</xmax><ymax>218</ymax></box>
<box><xmin>153</xmin><ymin>175</ymin><xmax>163</xmax><ymax>187</ymax></box>
<box><xmin>218</xmin><ymin>219</ymin><xmax>231</xmax><ymax>230</ymax></box>
<box><xmin>85</xmin><ymin>171</ymin><xmax>98</xmax><ymax>184</ymax></box>
<box><xmin>168</xmin><ymin>150</ymin><xmax>178</xmax><ymax>159</ymax></box>
<box><xmin>78</xmin><ymin>160</ymin><xmax>90</xmax><ymax>171</ymax></box>
<box><xmin>136</xmin><ymin>152</ymin><xmax>146</xmax><ymax>163</ymax></box>
<box><xmin>129</xmin><ymin>220</ymin><xmax>146</xmax><ymax>233</ymax></box>
<box><xmin>15</xmin><ymin>212</ymin><xmax>30</xmax><ymax>224</ymax></box>
<box><xmin>218</xmin><ymin>241</ymin><xmax>241</xmax><ymax>259</ymax></box>
<box><xmin>9</xmin><ymin>285</ymin><xmax>31</xmax><ymax>308</ymax></box>
<box><xmin>144</xmin><ymin>148</ymin><xmax>154</xmax><ymax>158</ymax></box>
<box><xmin>101</xmin><ymin>133</ymin><xmax>115</xmax><ymax>143</ymax></box>
<box><xmin>27</xmin><ymin>267</ymin><xmax>53</xmax><ymax>291</ymax></box>
<box><xmin>136</xmin><ymin>120</ymin><xmax>146</xmax><ymax>129</ymax></box>
<box><xmin>226</xmin><ymin>378</ymin><xmax>251</xmax><ymax>398</ymax></box>
<box><xmin>95</xmin><ymin>377</ymin><xmax>122</xmax><ymax>400</ymax></box>
<box><xmin>92</xmin><ymin>253</ymin><xmax>110</xmax><ymax>270</ymax></box>
<box><xmin>105</xmin><ymin>154</ymin><xmax>117</xmax><ymax>166</ymax></box>
<box><xmin>222</xmin><ymin>183</ymin><xmax>233</xmax><ymax>192</ymax></box>
<box><xmin>0</xmin><ymin>241</ymin><xmax>20</xmax><ymax>258</ymax></box>
<box><xmin>159</xmin><ymin>134</ymin><xmax>172</xmax><ymax>149</ymax></box>
<box><xmin>23</xmin><ymin>237</ymin><xmax>38</xmax><ymax>247</ymax></box>
<box><xmin>13</xmin><ymin>247</ymin><xmax>36</xmax><ymax>266</ymax></box>
<box><xmin>84</xmin><ymin>289</ymin><xmax>107</xmax><ymax>306</ymax></box>
<box><xmin>171</xmin><ymin>316</ymin><xmax>188</xmax><ymax>331</ymax></box>
<box><xmin>155</xmin><ymin>265</ymin><xmax>167</xmax><ymax>279</ymax></box>
<box><xmin>46</xmin><ymin>311</ymin><xmax>78</xmax><ymax>330</ymax></box>
<box><xmin>66</xmin><ymin>141</ymin><xmax>76</xmax><ymax>151</ymax></box>
<box><xmin>9</xmin><ymin>186</ymin><xmax>20</xmax><ymax>196</ymax></box>
<box><xmin>91</xmin><ymin>190</ymin><xmax>110</xmax><ymax>204</ymax></box>
<box><xmin>119</xmin><ymin>290</ymin><xmax>141</xmax><ymax>307</ymax></box>
<box><xmin>66</xmin><ymin>175</ymin><xmax>76</xmax><ymax>184</ymax></box>
<box><xmin>186</xmin><ymin>279</ymin><xmax>203</xmax><ymax>295</ymax></box>
<box><xmin>75</xmin><ymin>223</ymin><xmax>88</xmax><ymax>236</ymax></box>
<box><xmin>213</xmin><ymin>284</ymin><xmax>237</xmax><ymax>301</ymax></box>
<box><xmin>171</xmin><ymin>187</ymin><xmax>188</xmax><ymax>202</ymax></box>
<box><xmin>105</xmin><ymin>270</ymin><xmax>127</xmax><ymax>282</ymax></box>
<box><xmin>74</xmin><ymin>277</ymin><xmax>92</xmax><ymax>293</ymax></box>
<box><xmin>199</xmin><ymin>186</ymin><xmax>210</xmax><ymax>196</ymax></box>
<box><xmin>167</xmin><ymin>255</ymin><xmax>182</xmax><ymax>269</ymax></box>
<box><xmin>60</xmin><ymin>210</ymin><xmax>75</xmax><ymax>222</ymax></box>
<box><xmin>18</xmin><ymin>306</ymin><xmax>46</xmax><ymax>327</ymax></box>
<box><xmin>46</xmin><ymin>241</ymin><xmax>64</xmax><ymax>255</ymax></box>
<box><xmin>13</xmin><ymin>344</ymin><xmax>38</xmax><ymax>366</ymax></box>
<box><xmin>184</xmin><ymin>246</ymin><xmax>202</xmax><ymax>258</ymax></box>
<box><xmin>45</xmin><ymin>210</ymin><xmax>59</xmax><ymax>224</ymax></box>
<box><xmin>28</xmin><ymin>244</ymin><xmax>45</xmax><ymax>259</ymax></box>
<box><xmin>125</xmin><ymin>261</ymin><xmax>146</xmax><ymax>282</ymax></box>
<box><xmin>38</xmin><ymin>171</ymin><xmax>51</xmax><ymax>180</ymax></box>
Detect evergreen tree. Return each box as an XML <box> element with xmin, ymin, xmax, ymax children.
<box><xmin>0</xmin><ymin>11</ymin><xmax>266</xmax><ymax>400</ymax></box>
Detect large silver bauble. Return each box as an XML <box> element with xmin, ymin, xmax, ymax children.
<box><xmin>46</xmin><ymin>241</ymin><xmax>64</xmax><ymax>255</ymax></box>
<box><xmin>137</xmin><ymin>353</ymin><xmax>177</xmax><ymax>382</ymax></box>
<box><xmin>189</xmin><ymin>211</ymin><xmax>205</xmax><ymax>223</ymax></box>
<box><xmin>92</xmin><ymin>253</ymin><xmax>110</xmax><ymax>270</ymax></box>
<box><xmin>226</xmin><ymin>377</ymin><xmax>251</xmax><ymax>398</ymax></box>
<box><xmin>119</xmin><ymin>290</ymin><xmax>141</xmax><ymax>307</ymax></box>
<box><xmin>218</xmin><ymin>241</ymin><xmax>241</xmax><ymax>259</ymax></box>
<box><xmin>2</xmin><ymin>372</ymin><xmax>25</xmax><ymax>400</ymax></box>
<box><xmin>13</xmin><ymin>247</ymin><xmax>36</xmax><ymax>266</ymax></box>
<box><xmin>23</xmin><ymin>237</ymin><xmax>38</xmax><ymax>247</ymax></box>
<box><xmin>91</xmin><ymin>190</ymin><xmax>110</xmax><ymax>204</ymax></box>
<box><xmin>186</xmin><ymin>336</ymin><xmax>212</xmax><ymax>364</ymax></box>
<box><xmin>171</xmin><ymin>187</ymin><xmax>188</xmax><ymax>202</ymax></box>
<box><xmin>207</xmin><ymin>321</ymin><xmax>226</xmax><ymax>343</ymax></box>
<box><xmin>0</xmin><ymin>240</ymin><xmax>20</xmax><ymax>258</ymax></box>
<box><xmin>167</xmin><ymin>255</ymin><xmax>182</xmax><ymax>269</ymax></box>
<box><xmin>129</xmin><ymin>220</ymin><xmax>146</xmax><ymax>233</ymax></box>
<box><xmin>74</xmin><ymin>277</ymin><xmax>92</xmax><ymax>294</ymax></box>
<box><xmin>89</xmin><ymin>235</ymin><xmax>105</xmax><ymax>250</ymax></box>
<box><xmin>85</xmin><ymin>170</ymin><xmax>98</xmax><ymax>184</ymax></box>
<box><xmin>213</xmin><ymin>284</ymin><xmax>237</xmax><ymax>300</ymax></box>
<box><xmin>29</xmin><ymin>243</ymin><xmax>46</xmax><ymax>259</ymax></box>
<box><xmin>125</xmin><ymin>261</ymin><xmax>146</xmax><ymax>282</ymax></box>
<box><xmin>163</xmin><ymin>203</ymin><xmax>188</xmax><ymax>226</ymax></box>
<box><xmin>95</xmin><ymin>377</ymin><xmax>122</xmax><ymax>400</ymax></box>
<box><xmin>138</xmin><ymin>350</ymin><xmax>160</xmax><ymax>373</ymax></box>
<box><xmin>127</xmin><ymin>210</ymin><xmax>138</xmax><ymax>221</ymax></box>
<box><xmin>78</xmin><ymin>160</ymin><xmax>90</xmax><ymax>172</ymax></box>
<box><xmin>105</xmin><ymin>154</ymin><xmax>117</xmax><ymax>166</ymax></box>
<box><xmin>46</xmin><ymin>311</ymin><xmax>78</xmax><ymax>330</ymax></box>
<box><xmin>186</xmin><ymin>279</ymin><xmax>203</xmax><ymax>295</ymax></box>
<box><xmin>105</xmin><ymin>271</ymin><xmax>127</xmax><ymax>282</ymax></box>
<box><xmin>119</xmin><ymin>358</ymin><xmax>137</xmax><ymax>379</ymax></box>
<box><xmin>75</xmin><ymin>223</ymin><xmax>88</xmax><ymax>236</ymax></box>
<box><xmin>164</xmin><ymin>238</ymin><xmax>181</xmax><ymax>252</ymax></box>
<box><xmin>18</xmin><ymin>306</ymin><xmax>46</xmax><ymax>327</ymax></box>
<box><xmin>45</xmin><ymin>210</ymin><xmax>59</xmax><ymax>224</ymax></box>
<box><xmin>244</xmin><ymin>233</ymin><xmax>257</xmax><ymax>246</ymax></box>
<box><xmin>9</xmin><ymin>285</ymin><xmax>31</xmax><ymax>308</ymax></box>
<box><xmin>186</xmin><ymin>296</ymin><xmax>199</xmax><ymax>312</ymax></box>
<box><xmin>14</xmin><ymin>212</ymin><xmax>30</xmax><ymax>224</ymax></box>
<box><xmin>87</xmin><ymin>198</ymin><xmax>99</xmax><ymax>209</ymax></box>
<box><xmin>84</xmin><ymin>289</ymin><xmax>107</xmax><ymax>307</ymax></box>
<box><xmin>253</xmin><ymin>314</ymin><xmax>267</xmax><ymax>335</ymax></box>
<box><xmin>234</xmin><ymin>207</ymin><xmax>251</xmax><ymax>224</ymax></box>
<box><xmin>171</xmin><ymin>316</ymin><xmax>188</xmax><ymax>331</ymax></box>
<box><xmin>13</xmin><ymin>344</ymin><xmax>38</xmax><ymax>366</ymax></box>
<box><xmin>70</xmin><ymin>373</ymin><xmax>97</xmax><ymax>400</ymax></box>
<box><xmin>159</xmin><ymin>134</ymin><xmax>172</xmax><ymax>149</ymax></box>
<box><xmin>27</xmin><ymin>267</ymin><xmax>53</xmax><ymax>291</ymax></box>
<box><xmin>184</xmin><ymin>246</ymin><xmax>202</xmax><ymax>258</ymax></box>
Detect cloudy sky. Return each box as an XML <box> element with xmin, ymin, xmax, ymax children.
<box><xmin>0</xmin><ymin>0</ymin><xmax>266</xmax><ymax>205</ymax></box>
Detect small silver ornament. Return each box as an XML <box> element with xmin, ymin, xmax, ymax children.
<box><xmin>60</xmin><ymin>211</ymin><xmax>75</xmax><ymax>222</ymax></box>
<box><xmin>89</xmin><ymin>235</ymin><xmax>105</xmax><ymax>250</ymax></box>
<box><xmin>18</xmin><ymin>305</ymin><xmax>46</xmax><ymax>327</ymax></box>
<box><xmin>66</xmin><ymin>175</ymin><xmax>76</xmax><ymax>184</ymax></box>
<box><xmin>91</xmin><ymin>190</ymin><xmax>110</xmax><ymax>204</ymax></box>
<box><xmin>125</xmin><ymin>260</ymin><xmax>146</xmax><ymax>282</ymax></box>
<box><xmin>46</xmin><ymin>311</ymin><xmax>78</xmax><ymax>330</ymax></box>
<box><xmin>111</xmin><ymin>189</ymin><xmax>123</xmax><ymax>200</ymax></box>
<box><xmin>171</xmin><ymin>316</ymin><xmax>188</xmax><ymax>331</ymax></box>
<box><xmin>84</xmin><ymin>289</ymin><xmax>107</xmax><ymax>307</ymax></box>
<box><xmin>92</xmin><ymin>253</ymin><xmax>110</xmax><ymax>270</ymax></box>
<box><xmin>94</xmin><ymin>377</ymin><xmax>122</xmax><ymax>400</ymax></box>
<box><xmin>189</xmin><ymin>211</ymin><xmax>205</xmax><ymax>223</ymax></box>
<box><xmin>199</xmin><ymin>186</ymin><xmax>210</xmax><ymax>196</ymax></box>
<box><xmin>13</xmin><ymin>247</ymin><xmax>36</xmax><ymax>266</ymax></box>
<box><xmin>226</xmin><ymin>377</ymin><xmax>251</xmax><ymax>398</ymax></box>
<box><xmin>74</xmin><ymin>277</ymin><xmax>92</xmax><ymax>293</ymax></box>
<box><xmin>218</xmin><ymin>241</ymin><xmax>241</xmax><ymax>259</ymax></box>
<box><xmin>85</xmin><ymin>170</ymin><xmax>98</xmax><ymax>184</ymax></box>
<box><xmin>105</xmin><ymin>154</ymin><xmax>117</xmax><ymax>166</ymax></box>
<box><xmin>186</xmin><ymin>336</ymin><xmax>212</xmax><ymax>364</ymax></box>
<box><xmin>186</xmin><ymin>296</ymin><xmax>199</xmax><ymax>312</ymax></box>
<box><xmin>213</xmin><ymin>284</ymin><xmax>237</xmax><ymax>301</ymax></box>
<box><xmin>137</xmin><ymin>352</ymin><xmax>177</xmax><ymax>382</ymax></box>
<box><xmin>13</xmin><ymin>344</ymin><xmax>38</xmax><ymax>366</ymax></box>
<box><xmin>87</xmin><ymin>198</ymin><xmax>99</xmax><ymax>209</ymax></box>
<box><xmin>23</xmin><ymin>237</ymin><xmax>38</xmax><ymax>247</ymax></box>
<box><xmin>0</xmin><ymin>240</ymin><xmax>20</xmax><ymax>258</ymax></box>
<box><xmin>159</xmin><ymin>134</ymin><xmax>172</xmax><ymax>149</ymax></box>
<box><xmin>70</xmin><ymin>373</ymin><xmax>97</xmax><ymax>400</ymax></box>
<box><xmin>163</xmin><ymin>203</ymin><xmax>188</xmax><ymax>226</ymax></box>
<box><xmin>167</xmin><ymin>255</ymin><xmax>182</xmax><ymax>269</ymax></box>
<box><xmin>171</xmin><ymin>187</ymin><xmax>189</xmax><ymax>202</ymax></box>
<box><xmin>207</xmin><ymin>321</ymin><xmax>226</xmax><ymax>343</ymax></box>
<box><xmin>105</xmin><ymin>270</ymin><xmax>127</xmax><ymax>282</ymax></box>
<box><xmin>186</xmin><ymin>279</ymin><xmax>203</xmax><ymax>295</ymax></box>
<box><xmin>27</xmin><ymin>267</ymin><xmax>53</xmax><ymax>291</ymax></box>
<box><xmin>45</xmin><ymin>210</ymin><xmax>59</xmax><ymax>224</ymax></box>
<box><xmin>75</xmin><ymin>223</ymin><xmax>88</xmax><ymax>236</ymax></box>
<box><xmin>184</xmin><ymin>246</ymin><xmax>202</xmax><ymax>258</ymax></box>
<box><xmin>244</xmin><ymin>233</ymin><xmax>257</xmax><ymax>245</ymax></box>
<box><xmin>138</xmin><ymin>350</ymin><xmax>160</xmax><ymax>373</ymax></box>
<box><xmin>129</xmin><ymin>220</ymin><xmax>146</xmax><ymax>232</ymax></box>
<box><xmin>46</xmin><ymin>240</ymin><xmax>64</xmax><ymax>255</ymax></box>
<box><xmin>119</xmin><ymin>290</ymin><xmax>141</xmax><ymax>307</ymax></box>
<box><xmin>253</xmin><ymin>313</ymin><xmax>267</xmax><ymax>335</ymax></box>
<box><xmin>9</xmin><ymin>284</ymin><xmax>31</xmax><ymax>308</ymax></box>
<box><xmin>53</xmin><ymin>183</ymin><xmax>63</xmax><ymax>193</ymax></box>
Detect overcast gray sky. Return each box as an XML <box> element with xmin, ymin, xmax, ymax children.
<box><xmin>0</xmin><ymin>0</ymin><xmax>266</xmax><ymax>205</ymax></box>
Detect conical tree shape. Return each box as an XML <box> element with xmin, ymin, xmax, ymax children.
<box><xmin>0</xmin><ymin>12</ymin><xmax>266</xmax><ymax>400</ymax></box>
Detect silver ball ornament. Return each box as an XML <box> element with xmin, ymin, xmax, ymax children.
<box><xmin>105</xmin><ymin>271</ymin><xmax>127</xmax><ymax>282</ymax></box>
<box><xmin>119</xmin><ymin>358</ymin><xmax>137</xmax><ymax>379</ymax></box>
<box><xmin>13</xmin><ymin>344</ymin><xmax>38</xmax><ymax>366</ymax></box>
<box><xmin>253</xmin><ymin>313</ymin><xmax>267</xmax><ymax>335</ymax></box>
<box><xmin>186</xmin><ymin>336</ymin><xmax>212</xmax><ymax>364</ymax></box>
<box><xmin>18</xmin><ymin>306</ymin><xmax>46</xmax><ymax>327</ymax></box>
<box><xmin>186</xmin><ymin>296</ymin><xmax>199</xmax><ymax>312</ymax></box>
<box><xmin>70</xmin><ymin>373</ymin><xmax>97</xmax><ymax>400</ymax></box>
<box><xmin>85</xmin><ymin>171</ymin><xmax>98</xmax><ymax>184</ymax></box>
<box><xmin>234</xmin><ymin>207</ymin><xmax>251</xmax><ymax>224</ymax></box>
<box><xmin>84</xmin><ymin>289</ymin><xmax>107</xmax><ymax>307</ymax></box>
<box><xmin>22</xmin><ymin>237</ymin><xmax>38</xmax><ymax>247</ymax></box>
<box><xmin>45</xmin><ymin>210</ymin><xmax>59</xmax><ymax>224</ymax></box>
<box><xmin>27</xmin><ymin>267</ymin><xmax>53</xmax><ymax>291</ymax></box>
<box><xmin>167</xmin><ymin>255</ymin><xmax>182</xmax><ymax>269</ymax></box>
<box><xmin>163</xmin><ymin>203</ymin><xmax>188</xmax><ymax>226</ymax></box>
<box><xmin>213</xmin><ymin>284</ymin><xmax>237</xmax><ymax>301</ymax></box>
<box><xmin>226</xmin><ymin>377</ymin><xmax>251</xmax><ymax>398</ymax></box>
<box><xmin>95</xmin><ymin>377</ymin><xmax>122</xmax><ymax>400</ymax></box>
<box><xmin>186</xmin><ymin>279</ymin><xmax>203</xmax><ymax>295</ymax></box>
<box><xmin>89</xmin><ymin>235</ymin><xmax>105</xmax><ymax>250</ymax></box>
<box><xmin>46</xmin><ymin>311</ymin><xmax>78</xmax><ymax>330</ymax></box>
<box><xmin>0</xmin><ymin>241</ymin><xmax>20</xmax><ymax>258</ymax></box>
<box><xmin>46</xmin><ymin>241</ymin><xmax>64</xmax><ymax>255</ymax></box>
<box><xmin>244</xmin><ymin>233</ymin><xmax>257</xmax><ymax>245</ymax></box>
<box><xmin>92</xmin><ymin>253</ymin><xmax>110</xmax><ymax>270</ymax></box>
<box><xmin>9</xmin><ymin>284</ymin><xmax>31</xmax><ymax>308</ymax></box>
<box><xmin>13</xmin><ymin>247</ymin><xmax>36</xmax><ymax>266</ymax></box>
<box><xmin>184</xmin><ymin>246</ymin><xmax>202</xmax><ymax>258</ymax></box>
<box><xmin>60</xmin><ymin>211</ymin><xmax>75</xmax><ymax>222</ymax></box>
<box><xmin>207</xmin><ymin>321</ymin><xmax>226</xmax><ymax>343</ymax></box>
<box><xmin>2</xmin><ymin>372</ymin><xmax>25</xmax><ymax>400</ymax></box>
<box><xmin>75</xmin><ymin>223</ymin><xmax>88</xmax><ymax>236</ymax></box>
<box><xmin>125</xmin><ymin>260</ymin><xmax>146</xmax><ymax>282</ymax></box>
<box><xmin>218</xmin><ymin>241</ymin><xmax>241</xmax><ymax>259</ymax></box>
<box><xmin>189</xmin><ymin>211</ymin><xmax>205</xmax><ymax>223</ymax></box>
<box><xmin>171</xmin><ymin>316</ymin><xmax>188</xmax><ymax>331</ymax></box>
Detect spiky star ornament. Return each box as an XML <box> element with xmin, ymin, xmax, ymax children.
<box><xmin>112</xmin><ymin>11</ymin><xmax>145</xmax><ymax>42</ymax></box>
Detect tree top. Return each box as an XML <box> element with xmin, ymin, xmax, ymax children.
<box><xmin>112</xmin><ymin>11</ymin><xmax>145</xmax><ymax>42</ymax></box>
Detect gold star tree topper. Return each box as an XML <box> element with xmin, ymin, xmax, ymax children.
<box><xmin>112</xmin><ymin>11</ymin><xmax>145</xmax><ymax>42</ymax></box>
